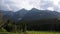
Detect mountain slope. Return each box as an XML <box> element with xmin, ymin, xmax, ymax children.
<box><xmin>11</xmin><ymin>9</ymin><xmax>28</xmax><ymax>21</ymax></box>
<box><xmin>22</xmin><ymin>8</ymin><xmax>60</xmax><ymax>21</ymax></box>
<box><xmin>0</xmin><ymin>10</ymin><xmax>14</xmax><ymax>21</ymax></box>
<box><xmin>0</xmin><ymin>8</ymin><xmax>60</xmax><ymax>22</ymax></box>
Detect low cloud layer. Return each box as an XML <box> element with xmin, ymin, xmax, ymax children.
<box><xmin>0</xmin><ymin>0</ymin><xmax>60</xmax><ymax>12</ymax></box>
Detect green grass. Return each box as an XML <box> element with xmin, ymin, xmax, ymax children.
<box><xmin>27</xmin><ymin>31</ymin><xmax>60</xmax><ymax>34</ymax></box>
<box><xmin>0</xmin><ymin>32</ymin><xmax>21</xmax><ymax>34</ymax></box>
<box><xmin>0</xmin><ymin>31</ymin><xmax>60</xmax><ymax>34</ymax></box>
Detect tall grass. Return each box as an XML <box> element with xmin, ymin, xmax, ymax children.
<box><xmin>0</xmin><ymin>31</ymin><xmax>60</xmax><ymax>34</ymax></box>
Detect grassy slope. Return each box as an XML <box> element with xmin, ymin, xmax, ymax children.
<box><xmin>27</xmin><ymin>31</ymin><xmax>60</xmax><ymax>34</ymax></box>
<box><xmin>0</xmin><ymin>31</ymin><xmax>60</xmax><ymax>34</ymax></box>
<box><xmin>0</xmin><ymin>32</ymin><xmax>21</xmax><ymax>34</ymax></box>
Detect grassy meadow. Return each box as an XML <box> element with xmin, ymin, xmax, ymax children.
<box><xmin>0</xmin><ymin>31</ymin><xmax>60</xmax><ymax>34</ymax></box>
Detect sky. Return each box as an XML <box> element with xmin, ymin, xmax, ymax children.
<box><xmin>0</xmin><ymin>0</ymin><xmax>60</xmax><ymax>12</ymax></box>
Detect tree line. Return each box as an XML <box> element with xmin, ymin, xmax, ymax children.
<box><xmin>0</xmin><ymin>13</ymin><xmax>60</xmax><ymax>32</ymax></box>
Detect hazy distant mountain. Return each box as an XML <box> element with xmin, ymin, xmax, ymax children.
<box><xmin>11</xmin><ymin>9</ymin><xmax>28</xmax><ymax>21</ymax></box>
<box><xmin>22</xmin><ymin>8</ymin><xmax>60</xmax><ymax>21</ymax></box>
<box><xmin>0</xmin><ymin>8</ymin><xmax>60</xmax><ymax>22</ymax></box>
<box><xmin>0</xmin><ymin>10</ymin><xmax>14</xmax><ymax>21</ymax></box>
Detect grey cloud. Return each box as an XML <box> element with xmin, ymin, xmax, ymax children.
<box><xmin>5</xmin><ymin>0</ymin><xmax>16</xmax><ymax>4</ymax></box>
<box><xmin>0</xmin><ymin>5</ymin><xmax>10</xmax><ymax>11</ymax></box>
<box><xmin>0</xmin><ymin>0</ymin><xmax>60</xmax><ymax>12</ymax></box>
<box><xmin>40</xmin><ymin>0</ymin><xmax>54</xmax><ymax>9</ymax></box>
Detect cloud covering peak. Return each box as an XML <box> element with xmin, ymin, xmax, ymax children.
<box><xmin>0</xmin><ymin>0</ymin><xmax>60</xmax><ymax>12</ymax></box>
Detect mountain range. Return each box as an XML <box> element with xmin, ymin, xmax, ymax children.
<box><xmin>0</xmin><ymin>8</ymin><xmax>60</xmax><ymax>22</ymax></box>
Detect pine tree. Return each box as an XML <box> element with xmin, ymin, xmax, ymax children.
<box><xmin>0</xmin><ymin>13</ymin><xmax>7</xmax><ymax>32</ymax></box>
<box><xmin>0</xmin><ymin>13</ymin><xmax>3</xmax><ymax>27</ymax></box>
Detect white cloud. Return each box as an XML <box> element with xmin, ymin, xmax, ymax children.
<box><xmin>47</xmin><ymin>7</ymin><xmax>54</xmax><ymax>11</ymax></box>
<box><xmin>0</xmin><ymin>0</ymin><xmax>60</xmax><ymax>12</ymax></box>
<box><xmin>52</xmin><ymin>0</ymin><xmax>60</xmax><ymax>6</ymax></box>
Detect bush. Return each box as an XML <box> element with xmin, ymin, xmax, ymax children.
<box><xmin>0</xmin><ymin>28</ymin><xmax>7</xmax><ymax>32</ymax></box>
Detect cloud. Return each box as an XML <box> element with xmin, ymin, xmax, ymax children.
<box><xmin>40</xmin><ymin>0</ymin><xmax>53</xmax><ymax>9</ymax></box>
<box><xmin>40</xmin><ymin>0</ymin><xmax>60</xmax><ymax>12</ymax></box>
<box><xmin>0</xmin><ymin>0</ymin><xmax>12</xmax><ymax>11</ymax></box>
<box><xmin>0</xmin><ymin>0</ymin><xmax>60</xmax><ymax>12</ymax></box>
<box><xmin>47</xmin><ymin>7</ymin><xmax>54</xmax><ymax>11</ymax></box>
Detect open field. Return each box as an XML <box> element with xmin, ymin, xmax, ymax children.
<box><xmin>27</xmin><ymin>31</ymin><xmax>60</xmax><ymax>34</ymax></box>
<box><xmin>0</xmin><ymin>31</ymin><xmax>60</xmax><ymax>34</ymax></box>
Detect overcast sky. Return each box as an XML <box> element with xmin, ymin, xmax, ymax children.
<box><xmin>0</xmin><ymin>0</ymin><xmax>60</xmax><ymax>12</ymax></box>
